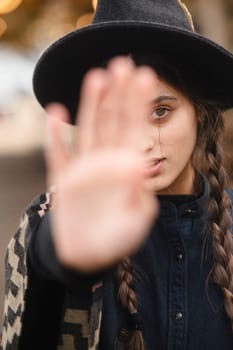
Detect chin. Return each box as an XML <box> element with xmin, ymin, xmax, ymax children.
<box><xmin>143</xmin><ymin>176</ymin><xmax>171</xmax><ymax>194</ymax></box>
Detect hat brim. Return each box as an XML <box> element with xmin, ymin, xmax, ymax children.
<box><xmin>33</xmin><ymin>22</ymin><xmax>233</xmax><ymax>122</ymax></box>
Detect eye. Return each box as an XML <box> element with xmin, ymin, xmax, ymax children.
<box><xmin>151</xmin><ymin>107</ymin><xmax>170</xmax><ymax>120</ymax></box>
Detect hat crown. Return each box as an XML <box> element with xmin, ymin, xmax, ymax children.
<box><xmin>93</xmin><ymin>0</ymin><xmax>194</xmax><ymax>32</ymax></box>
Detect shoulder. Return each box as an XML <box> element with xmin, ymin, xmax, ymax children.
<box><xmin>5</xmin><ymin>191</ymin><xmax>53</xmax><ymax>260</ymax></box>
<box><xmin>5</xmin><ymin>191</ymin><xmax>54</xmax><ymax>266</ymax></box>
<box><xmin>25</xmin><ymin>191</ymin><xmax>54</xmax><ymax>217</ymax></box>
<box><xmin>25</xmin><ymin>191</ymin><xmax>54</xmax><ymax>231</ymax></box>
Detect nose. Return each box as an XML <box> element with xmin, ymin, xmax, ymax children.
<box><xmin>141</xmin><ymin>137</ymin><xmax>155</xmax><ymax>153</ymax></box>
<box><xmin>139</xmin><ymin>124</ymin><xmax>159</xmax><ymax>153</ymax></box>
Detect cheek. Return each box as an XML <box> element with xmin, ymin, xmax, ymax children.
<box><xmin>159</xmin><ymin>113</ymin><xmax>197</xmax><ymax>147</ymax></box>
<box><xmin>158</xmin><ymin>113</ymin><xmax>197</xmax><ymax>154</ymax></box>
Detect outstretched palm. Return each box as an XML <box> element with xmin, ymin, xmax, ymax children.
<box><xmin>45</xmin><ymin>57</ymin><xmax>158</xmax><ymax>272</ymax></box>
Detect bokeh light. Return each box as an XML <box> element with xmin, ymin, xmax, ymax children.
<box><xmin>92</xmin><ymin>0</ymin><xmax>97</xmax><ymax>11</ymax></box>
<box><xmin>0</xmin><ymin>0</ymin><xmax>23</xmax><ymax>15</ymax></box>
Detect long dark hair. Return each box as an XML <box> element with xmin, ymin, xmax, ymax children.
<box><xmin>114</xmin><ymin>54</ymin><xmax>233</xmax><ymax>350</ymax></box>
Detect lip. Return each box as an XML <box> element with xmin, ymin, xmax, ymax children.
<box><xmin>144</xmin><ymin>158</ymin><xmax>165</xmax><ymax>177</ymax></box>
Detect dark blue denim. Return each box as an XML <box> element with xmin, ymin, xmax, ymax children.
<box><xmin>99</xmin><ymin>184</ymin><xmax>233</xmax><ymax>350</ymax></box>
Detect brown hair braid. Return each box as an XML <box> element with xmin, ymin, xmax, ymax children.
<box><xmin>197</xmin><ymin>105</ymin><xmax>233</xmax><ymax>329</ymax></box>
<box><xmin>113</xmin><ymin>55</ymin><xmax>233</xmax><ymax>348</ymax></box>
<box><xmin>115</xmin><ymin>258</ymin><xmax>146</xmax><ymax>350</ymax></box>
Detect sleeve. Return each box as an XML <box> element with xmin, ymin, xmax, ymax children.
<box><xmin>28</xmin><ymin>211</ymin><xmax>106</xmax><ymax>290</ymax></box>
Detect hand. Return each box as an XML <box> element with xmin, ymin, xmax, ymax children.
<box><xmin>44</xmin><ymin>57</ymin><xmax>158</xmax><ymax>273</ymax></box>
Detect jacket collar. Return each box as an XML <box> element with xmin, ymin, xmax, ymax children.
<box><xmin>158</xmin><ymin>174</ymin><xmax>210</xmax><ymax>219</ymax></box>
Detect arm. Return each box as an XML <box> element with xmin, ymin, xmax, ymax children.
<box><xmin>29</xmin><ymin>210</ymin><xmax>107</xmax><ymax>289</ymax></box>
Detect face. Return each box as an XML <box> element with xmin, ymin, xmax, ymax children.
<box><xmin>142</xmin><ymin>73</ymin><xmax>198</xmax><ymax>195</ymax></box>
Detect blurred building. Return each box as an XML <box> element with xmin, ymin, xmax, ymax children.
<box><xmin>0</xmin><ymin>0</ymin><xmax>233</xmax><ymax>324</ymax></box>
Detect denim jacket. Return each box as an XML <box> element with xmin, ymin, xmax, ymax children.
<box><xmin>1</xmin><ymin>180</ymin><xmax>233</xmax><ymax>350</ymax></box>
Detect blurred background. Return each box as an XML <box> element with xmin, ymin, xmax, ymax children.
<box><xmin>0</xmin><ymin>0</ymin><xmax>233</xmax><ymax>324</ymax></box>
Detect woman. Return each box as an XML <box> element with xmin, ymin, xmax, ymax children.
<box><xmin>1</xmin><ymin>0</ymin><xmax>233</xmax><ymax>349</ymax></box>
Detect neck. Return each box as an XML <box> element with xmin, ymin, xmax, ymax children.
<box><xmin>157</xmin><ymin>164</ymin><xmax>196</xmax><ymax>196</ymax></box>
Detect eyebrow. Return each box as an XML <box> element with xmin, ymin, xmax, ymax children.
<box><xmin>151</xmin><ymin>95</ymin><xmax>177</xmax><ymax>104</ymax></box>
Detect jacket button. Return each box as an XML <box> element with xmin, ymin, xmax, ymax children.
<box><xmin>175</xmin><ymin>312</ymin><xmax>183</xmax><ymax>320</ymax></box>
<box><xmin>176</xmin><ymin>253</ymin><xmax>183</xmax><ymax>261</ymax></box>
<box><xmin>184</xmin><ymin>208</ymin><xmax>196</xmax><ymax>215</ymax></box>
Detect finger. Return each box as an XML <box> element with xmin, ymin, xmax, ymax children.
<box><xmin>123</xmin><ymin>66</ymin><xmax>158</xmax><ymax>149</ymax></box>
<box><xmin>96</xmin><ymin>56</ymin><xmax>135</xmax><ymax>146</ymax></box>
<box><xmin>44</xmin><ymin>103</ymin><xmax>70</xmax><ymax>182</ymax></box>
<box><xmin>75</xmin><ymin>68</ymin><xmax>110</xmax><ymax>154</ymax></box>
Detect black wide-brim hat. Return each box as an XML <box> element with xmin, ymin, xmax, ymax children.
<box><xmin>33</xmin><ymin>0</ymin><xmax>233</xmax><ymax>123</ymax></box>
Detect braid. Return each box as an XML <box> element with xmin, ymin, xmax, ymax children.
<box><xmin>115</xmin><ymin>258</ymin><xmax>146</xmax><ymax>350</ymax></box>
<box><xmin>201</xmin><ymin>107</ymin><xmax>233</xmax><ymax>329</ymax></box>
